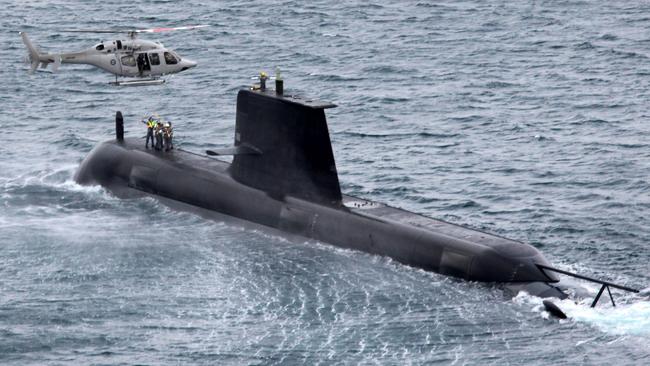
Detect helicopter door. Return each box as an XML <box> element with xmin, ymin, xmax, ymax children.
<box><xmin>148</xmin><ymin>52</ymin><xmax>161</xmax><ymax>75</ymax></box>
<box><xmin>119</xmin><ymin>54</ymin><xmax>137</xmax><ymax>76</ymax></box>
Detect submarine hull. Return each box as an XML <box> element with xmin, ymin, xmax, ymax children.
<box><xmin>75</xmin><ymin>137</ymin><xmax>566</xmax><ymax>299</ymax></box>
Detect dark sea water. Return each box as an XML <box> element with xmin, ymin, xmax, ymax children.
<box><xmin>2</xmin><ymin>0</ymin><xmax>650</xmax><ymax>364</ymax></box>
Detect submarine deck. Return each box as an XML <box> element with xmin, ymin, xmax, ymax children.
<box><xmin>126</xmin><ymin>139</ymin><xmax>526</xmax><ymax>251</ymax></box>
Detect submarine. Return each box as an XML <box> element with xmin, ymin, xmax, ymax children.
<box><xmin>75</xmin><ymin>78</ymin><xmax>638</xmax><ymax>315</ymax></box>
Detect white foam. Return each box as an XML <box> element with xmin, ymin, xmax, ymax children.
<box><xmin>514</xmin><ymin>291</ymin><xmax>650</xmax><ymax>338</ymax></box>
<box><xmin>562</xmin><ymin>300</ymin><xmax>650</xmax><ymax>336</ymax></box>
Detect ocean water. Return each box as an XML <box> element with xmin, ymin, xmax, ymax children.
<box><xmin>1</xmin><ymin>0</ymin><xmax>650</xmax><ymax>364</ymax></box>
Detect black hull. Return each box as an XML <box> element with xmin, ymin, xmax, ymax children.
<box><xmin>75</xmin><ymin>138</ymin><xmax>566</xmax><ymax>299</ymax></box>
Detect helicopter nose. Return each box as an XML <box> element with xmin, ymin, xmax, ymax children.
<box><xmin>180</xmin><ymin>59</ymin><xmax>197</xmax><ymax>71</ymax></box>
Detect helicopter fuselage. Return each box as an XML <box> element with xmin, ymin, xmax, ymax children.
<box><xmin>22</xmin><ymin>33</ymin><xmax>197</xmax><ymax>78</ymax></box>
<box><xmin>63</xmin><ymin>39</ymin><xmax>197</xmax><ymax>77</ymax></box>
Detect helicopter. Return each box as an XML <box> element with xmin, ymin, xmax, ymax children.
<box><xmin>19</xmin><ymin>25</ymin><xmax>208</xmax><ymax>86</ymax></box>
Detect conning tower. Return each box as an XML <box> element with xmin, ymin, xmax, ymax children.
<box><xmin>230</xmin><ymin>89</ymin><xmax>342</xmax><ymax>206</ymax></box>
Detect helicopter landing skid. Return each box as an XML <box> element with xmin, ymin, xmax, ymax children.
<box><xmin>109</xmin><ymin>78</ymin><xmax>166</xmax><ymax>87</ymax></box>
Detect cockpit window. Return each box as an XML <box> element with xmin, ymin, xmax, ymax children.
<box><xmin>95</xmin><ymin>44</ymin><xmax>104</xmax><ymax>51</ymax></box>
<box><xmin>164</xmin><ymin>52</ymin><xmax>178</xmax><ymax>65</ymax></box>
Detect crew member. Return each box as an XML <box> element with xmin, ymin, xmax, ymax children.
<box><xmin>259</xmin><ymin>71</ymin><xmax>268</xmax><ymax>91</ymax></box>
<box><xmin>163</xmin><ymin>122</ymin><xmax>174</xmax><ymax>151</ymax></box>
<box><xmin>154</xmin><ymin>121</ymin><xmax>164</xmax><ymax>151</ymax></box>
<box><xmin>142</xmin><ymin>116</ymin><xmax>157</xmax><ymax>149</ymax></box>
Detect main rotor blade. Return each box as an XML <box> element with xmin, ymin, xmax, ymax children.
<box><xmin>62</xmin><ymin>29</ymin><xmax>129</xmax><ymax>33</ymax></box>
<box><xmin>62</xmin><ymin>25</ymin><xmax>209</xmax><ymax>35</ymax></box>
<box><xmin>135</xmin><ymin>25</ymin><xmax>210</xmax><ymax>33</ymax></box>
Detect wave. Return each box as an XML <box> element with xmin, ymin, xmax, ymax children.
<box><xmin>338</xmin><ymin>131</ymin><xmax>459</xmax><ymax>139</ymax></box>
